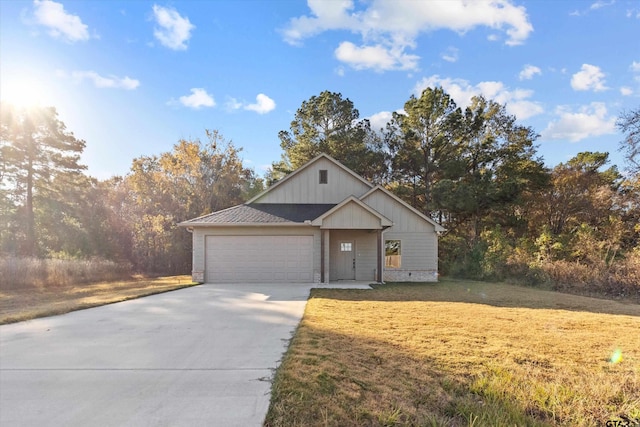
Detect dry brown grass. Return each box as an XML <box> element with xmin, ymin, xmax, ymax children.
<box><xmin>0</xmin><ymin>256</ymin><xmax>133</xmax><ymax>289</ymax></box>
<box><xmin>0</xmin><ymin>275</ymin><xmax>196</xmax><ymax>324</ymax></box>
<box><xmin>266</xmin><ymin>279</ymin><xmax>640</xmax><ymax>427</ymax></box>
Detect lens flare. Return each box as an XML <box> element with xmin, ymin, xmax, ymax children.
<box><xmin>609</xmin><ymin>348</ymin><xmax>623</xmax><ymax>364</ymax></box>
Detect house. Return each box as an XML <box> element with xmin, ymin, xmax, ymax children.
<box><xmin>179</xmin><ymin>153</ymin><xmax>445</xmax><ymax>284</ymax></box>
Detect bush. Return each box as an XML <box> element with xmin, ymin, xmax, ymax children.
<box><xmin>530</xmin><ymin>253</ymin><xmax>640</xmax><ymax>301</ymax></box>
<box><xmin>440</xmin><ymin>229</ymin><xmax>640</xmax><ymax>301</ymax></box>
<box><xmin>0</xmin><ymin>256</ymin><xmax>133</xmax><ymax>290</ymax></box>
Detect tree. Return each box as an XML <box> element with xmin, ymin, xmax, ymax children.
<box><xmin>275</xmin><ymin>91</ymin><xmax>387</xmax><ymax>183</ymax></box>
<box><xmin>525</xmin><ymin>152</ymin><xmax>624</xmax><ymax>264</ymax></box>
<box><xmin>0</xmin><ymin>103</ymin><xmax>87</xmax><ymax>256</ymax></box>
<box><xmin>532</xmin><ymin>152</ymin><xmax>620</xmax><ymax>236</ymax></box>
<box><xmin>617</xmin><ymin>107</ymin><xmax>640</xmax><ymax>174</ymax></box>
<box><xmin>386</xmin><ymin>87</ymin><xmax>461</xmax><ymax>215</ymax></box>
<box><xmin>454</xmin><ymin>97</ymin><xmax>546</xmax><ymax>236</ymax></box>
<box><xmin>123</xmin><ymin>130</ymin><xmax>259</xmax><ymax>273</ymax></box>
<box><xmin>411</xmin><ymin>95</ymin><xmax>546</xmax><ymax>238</ymax></box>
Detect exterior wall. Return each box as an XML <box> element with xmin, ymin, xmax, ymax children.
<box><xmin>362</xmin><ymin>189</ymin><xmax>440</xmax><ymax>282</ymax></box>
<box><xmin>255</xmin><ymin>157</ymin><xmax>372</xmax><ymax>204</ymax></box>
<box><xmin>329</xmin><ymin>229</ymin><xmax>377</xmax><ymax>281</ymax></box>
<box><xmin>362</xmin><ymin>190</ymin><xmax>435</xmax><ymax>233</ymax></box>
<box><xmin>191</xmin><ymin>226</ymin><xmax>321</xmax><ymax>283</ymax></box>
<box><xmin>382</xmin><ymin>230</ymin><xmax>438</xmax><ymax>282</ymax></box>
<box><xmin>321</xmin><ymin>201</ymin><xmax>381</xmax><ymax>229</ymax></box>
<box><xmin>384</xmin><ymin>269</ymin><xmax>438</xmax><ymax>282</ymax></box>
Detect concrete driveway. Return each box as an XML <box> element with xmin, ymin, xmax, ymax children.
<box><xmin>0</xmin><ymin>283</ymin><xmax>315</xmax><ymax>427</ymax></box>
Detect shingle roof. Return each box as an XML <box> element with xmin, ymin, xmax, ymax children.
<box><xmin>179</xmin><ymin>203</ymin><xmax>336</xmax><ymax>225</ymax></box>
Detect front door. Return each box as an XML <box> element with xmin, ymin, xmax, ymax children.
<box><xmin>337</xmin><ymin>240</ymin><xmax>356</xmax><ymax>280</ymax></box>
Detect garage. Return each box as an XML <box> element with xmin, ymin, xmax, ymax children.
<box><xmin>205</xmin><ymin>235</ymin><xmax>314</xmax><ymax>283</ymax></box>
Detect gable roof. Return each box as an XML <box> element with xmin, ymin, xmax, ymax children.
<box><xmin>178</xmin><ymin>203</ymin><xmax>335</xmax><ymax>226</ymax></box>
<box><xmin>360</xmin><ymin>185</ymin><xmax>446</xmax><ymax>232</ymax></box>
<box><xmin>246</xmin><ymin>153</ymin><xmax>374</xmax><ymax>204</ymax></box>
<box><xmin>311</xmin><ymin>196</ymin><xmax>393</xmax><ymax>228</ymax></box>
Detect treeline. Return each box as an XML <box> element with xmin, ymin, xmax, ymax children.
<box><xmin>0</xmin><ymin>107</ymin><xmax>262</xmax><ymax>274</ymax></box>
<box><xmin>1</xmin><ymin>92</ymin><xmax>639</xmax><ymax>297</ymax></box>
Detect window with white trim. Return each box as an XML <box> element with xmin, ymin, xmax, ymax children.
<box><xmin>319</xmin><ymin>169</ymin><xmax>328</xmax><ymax>184</ymax></box>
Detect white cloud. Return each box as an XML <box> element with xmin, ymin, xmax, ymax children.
<box><xmin>334</xmin><ymin>42</ymin><xmax>418</xmax><ymax>71</ymax></box>
<box><xmin>283</xmin><ymin>0</ymin><xmax>533</xmax><ymax>71</ymax></box>
<box><xmin>414</xmin><ymin>75</ymin><xmax>544</xmax><ymax>120</ymax></box>
<box><xmin>223</xmin><ymin>94</ymin><xmax>276</xmax><ymax>114</ymax></box>
<box><xmin>620</xmin><ymin>87</ymin><xmax>634</xmax><ymax>96</ymax></box>
<box><xmin>244</xmin><ymin>94</ymin><xmax>276</xmax><ymax>114</ymax></box>
<box><xmin>571</xmin><ymin>1</ymin><xmax>614</xmax><ymax>16</ymax></box>
<box><xmin>590</xmin><ymin>0</ymin><xmax>615</xmax><ymax>10</ymax></box>
<box><xmin>179</xmin><ymin>88</ymin><xmax>215</xmax><ymax>109</ymax></box>
<box><xmin>441</xmin><ymin>47</ymin><xmax>459</xmax><ymax>63</ymax></box>
<box><xmin>542</xmin><ymin>102</ymin><xmax>616</xmax><ymax>142</ymax></box>
<box><xmin>225</xmin><ymin>97</ymin><xmax>243</xmax><ymax>111</ymax></box>
<box><xmin>367</xmin><ymin>111</ymin><xmax>394</xmax><ymax>132</ymax></box>
<box><xmin>72</xmin><ymin>71</ymin><xmax>139</xmax><ymax>90</ymax></box>
<box><xmin>518</xmin><ymin>64</ymin><xmax>541</xmax><ymax>80</ymax></box>
<box><xmin>631</xmin><ymin>61</ymin><xmax>640</xmax><ymax>72</ymax></box>
<box><xmin>152</xmin><ymin>4</ymin><xmax>195</xmax><ymax>50</ymax></box>
<box><xmin>33</xmin><ymin>0</ymin><xmax>89</xmax><ymax>42</ymax></box>
<box><xmin>571</xmin><ymin>64</ymin><xmax>608</xmax><ymax>91</ymax></box>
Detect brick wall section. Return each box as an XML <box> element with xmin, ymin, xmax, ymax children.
<box><xmin>384</xmin><ymin>269</ymin><xmax>438</xmax><ymax>282</ymax></box>
<box><xmin>192</xmin><ymin>270</ymin><xmax>205</xmax><ymax>283</ymax></box>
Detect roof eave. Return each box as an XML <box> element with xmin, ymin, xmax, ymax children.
<box><xmin>177</xmin><ymin>222</ymin><xmax>316</xmax><ymax>228</ymax></box>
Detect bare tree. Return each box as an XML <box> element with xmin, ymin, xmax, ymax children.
<box><xmin>617</xmin><ymin>107</ymin><xmax>640</xmax><ymax>175</ymax></box>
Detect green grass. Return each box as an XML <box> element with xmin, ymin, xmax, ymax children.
<box><xmin>265</xmin><ymin>279</ymin><xmax>640</xmax><ymax>426</ymax></box>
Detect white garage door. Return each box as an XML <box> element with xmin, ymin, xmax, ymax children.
<box><xmin>205</xmin><ymin>235</ymin><xmax>314</xmax><ymax>283</ymax></box>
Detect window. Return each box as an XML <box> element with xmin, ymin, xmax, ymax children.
<box><xmin>385</xmin><ymin>240</ymin><xmax>401</xmax><ymax>268</ymax></box>
<box><xmin>340</xmin><ymin>242</ymin><xmax>352</xmax><ymax>252</ymax></box>
<box><xmin>319</xmin><ymin>169</ymin><xmax>328</xmax><ymax>184</ymax></box>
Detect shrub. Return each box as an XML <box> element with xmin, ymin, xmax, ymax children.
<box><xmin>531</xmin><ymin>253</ymin><xmax>640</xmax><ymax>301</ymax></box>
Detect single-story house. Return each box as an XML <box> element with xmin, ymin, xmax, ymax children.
<box><xmin>179</xmin><ymin>153</ymin><xmax>445</xmax><ymax>284</ymax></box>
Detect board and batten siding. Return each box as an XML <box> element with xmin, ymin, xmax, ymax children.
<box><xmin>362</xmin><ymin>190</ymin><xmax>434</xmax><ymax>233</ymax></box>
<box><xmin>362</xmin><ymin>189</ymin><xmax>439</xmax><ymax>282</ymax></box>
<box><xmin>191</xmin><ymin>226</ymin><xmax>321</xmax><ymax>283</ymax></box>
<box><xmin>255</xmin><ymin>157</ymin><xmax>371</xmax><ymax>204</ymax></box>
<box><xmin>321</xmin><ymin>201</ymin><xmax>381</xmax><ymax>229</ymax></box>
<box><xmin>382</xmin><ymin>231</ymin><xmax>438</xmax><ymax>271</ymax></box>
<box><xmin>329</xmin><ymin>229</ymin><xmax>377</xmax><ymax>281</ymax></box>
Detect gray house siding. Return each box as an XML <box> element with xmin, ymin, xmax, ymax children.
<box><xmin>329</xmin><ymin>229</ymin><xmax>377</xmax><ymax>282</ymax></box>
<box><xmin>362</xmin><ymin>189</ymin><xmax>440</xmax><ymax>282</ymax></box>
<box><xmin>381</xmin><ymin>230</ymin><xmax>438</xmax><ymax>282</ymax></box>
<box><xmin>320</xmin><ymin>201</ymin><xmax>383</xmax><ymax>229</ymax></box>
<box><xmin>361</xmin><ymin>190</ymin><xmax>434</xmax><ymax>233</ymax></box>
<box><xmin>255</xmin><ymin>157</ymin><xmax>372</xmax><ymax>204</ymax></box>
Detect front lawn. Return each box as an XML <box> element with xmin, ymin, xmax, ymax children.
<box><xmin>265</xmin><ymin>279</ymin><xmax>640</xmax><ymax>426</ymax></box>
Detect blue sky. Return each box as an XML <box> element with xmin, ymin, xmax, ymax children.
<box><xmin>1</xmin><ymin>0</ymin><xmax>639</xmax><ymax>179</ymax></box>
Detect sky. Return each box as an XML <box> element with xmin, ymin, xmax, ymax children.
<box><xmin>1</xmin><ymin>0</ymin><xmax>639</xmax><ymax>179</ymax></box>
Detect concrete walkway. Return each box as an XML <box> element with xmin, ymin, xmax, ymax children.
<box><xmin>0</xmin><ymin>284</ymin><xmax>322</xmax><ymax>427</ymax></box>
